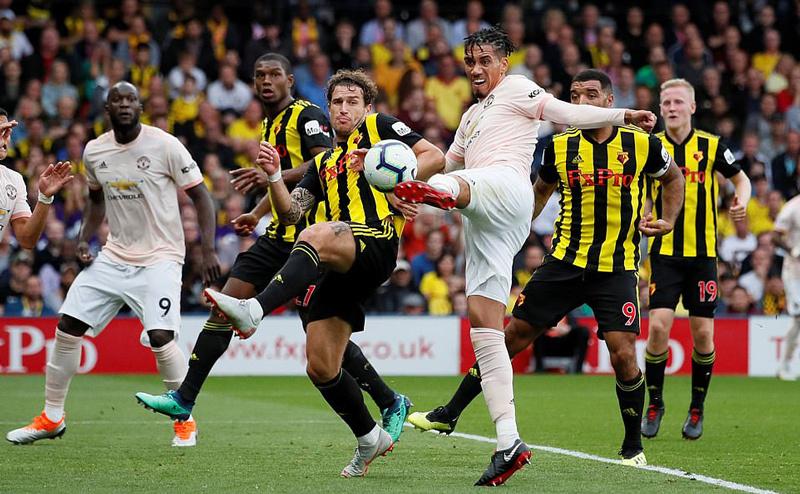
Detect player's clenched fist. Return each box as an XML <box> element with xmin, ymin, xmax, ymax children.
<box><xmin>625</xmin><ymin>110</ymin><xmax>657</xmax><ymax>132</ymax></box>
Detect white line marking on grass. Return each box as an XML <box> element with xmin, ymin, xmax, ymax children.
<box><xmin>406</xmin><ymin>425</ymin><xmax>783</xmax><ymax>494</ymax></box>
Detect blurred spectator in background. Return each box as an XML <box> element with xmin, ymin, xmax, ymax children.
<box><xmin>726</xmin><ymin>285</ymin><xmax>758</xmax><ymax>314</ymax></box>
<box><xmin>406</xmin><ymin>0</ymin><xmax>451</xmax><ymax>52</ymax></box>
<box><xmin>0</xmin><ymin>10</ymin><xmax>33</xmax><ymax>61</ymax></box>
<box><xmin>4</xmin><ymin>275</ymin><xmax>55</xmax><ymax>316</ymax></box>
<box><xmin>400</xmin><ymin>292</ymin><xmax>428</xmax><ymax>315</ymax></box>
<box><xmin>412</xmin><ymin>229</ymin><xmax>445</xmax><ymax>286</ymax></box>
<box><xmin>420</xmin><ymin>252</ymin><xmax>455</xmax><ymax>315</ymax></box>
<box><xmin>206</xmin><ymin>63</ymin><xmax>252</xmax><ymax>117</ymax></box>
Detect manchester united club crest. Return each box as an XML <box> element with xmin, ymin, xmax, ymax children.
<box><xmin>617</xmin><ymin>151</ymin><xmax>630</xmax><ymax>165</ymax></box>
<box><xmin>5</xmin><ymin>184</ymin><xmax>17</xmax><ymax>200</ymax></box>
<box><xmin>484</xmin><ymin>94</ymin><xmax>494</xmax><ymax>108</ymax></box>
<box><xmin>693</xmin><ymin>150</ymin><xmax>704</xmax><ymax>162</ymax></box>
<box><xmin>136</xmin><ymin>156</ymin><xmax>151</xmax><ymax>170</ymax></box>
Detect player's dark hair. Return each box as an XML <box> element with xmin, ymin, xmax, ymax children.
<box><xmin>0</xmin><ymin>108</ymin><xmax>7</xmax><ymax>118</ymax></box>
<box><xmin>463</xmin><ymin>25</ymin><xmax>516</xmax><ymax>58</ymax></box>
<box><xmin>572</xmin><ymin>69</ymin><xmax>613</xmax><ymax>94</ymax></box>
<box><xmin>326</xmin><ymin>69</ymin><xmax>379</xmax><ymax>106</ymax></box>
<box><xmin>254</xmin><ymin>53</ymin><xmax>292</xmax><ymax>75</ymax></box>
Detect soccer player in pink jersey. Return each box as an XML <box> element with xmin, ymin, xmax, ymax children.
<box><xmin>395</xmin><ymin>27</ymin><xmax>657</xmax><ymax>486</ymax></box>
<box><xmin>7</xmin><ymin>83</ymin><xmax>221</xmax><ymax>447</ymax></box>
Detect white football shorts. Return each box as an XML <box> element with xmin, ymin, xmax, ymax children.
<box><xmin>59</xmin><ymin>252</ymin><xmax>183</xmax><ymax>345</ymax></box>
<box><xmin>450</xmin><ymin>165</ymin><xmax>534</xmax><ymax>305</ymax></box>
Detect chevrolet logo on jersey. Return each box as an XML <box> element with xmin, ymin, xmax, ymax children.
<box><xmin>107</xmin><ymin>178</ymin><xmax>143</xmax><ymax>191</ymax></box>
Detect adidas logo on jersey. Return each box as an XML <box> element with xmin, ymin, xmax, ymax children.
<box><xmin>572</xmin><ymin>155</ymin><xmax>583</xmax><ymax>164</ymax></box>
<box><xmin>99</xmin><ymin>161</ymin><xmax>108</xmax><ymax>169</ymax></box>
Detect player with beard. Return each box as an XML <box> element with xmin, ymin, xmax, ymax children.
<box><xmin>202</xmin><ymin>69</ymin><xmax>445</xmax><ymax>477</ymax></box>
<box><xmin>394</xmin><ymin>27</ymin><xmax>658</xmax><ymax>485</ymax></box>
<box><xmin>7</xmin><ymin>82</ymin><xmax>221</xmax><ymax>447</ymax></box>
<box><xmin>135</xmin><ymin>54</ymin><xmax>414</xmax><ymax>444</ymax></box>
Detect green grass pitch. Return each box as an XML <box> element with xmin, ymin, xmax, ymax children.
<box><xmin>0</xmin><ymin>375</ymin><xmax>797</xmax><ymax>493</ymax></box>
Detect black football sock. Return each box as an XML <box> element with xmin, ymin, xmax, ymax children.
<box><xmin>178</xmin><ymin>321</ymin><xmax>233</xmax><ymax>403</ymax></box>
<box><xmin>644</xmin><ymin>349</ymin><xmax>669</xmax><ymax>408</ymax></box>
<box><xmin>444</xmin><ymin>362</ymin><xmax>482</xmax><ymax>418</ymax></box>
<box><xmin>690</xmin><ymin>348</ymin><xmax>715</xmax><ymax>412</ymax></box>
<box><xmin>616</xmin><ymin>370</ymin><xmax>645</xmax><ymax>450</ymax></box>
<box><xmin>255</xmin><ymin>241</ymin><xmax>320</xmax><ymax>315</ymax></box>
<box><xmin>342</xmin><ymin>340</ymin><xmax>396</xmax><ymax>410</ymax></box>
<box><xmin>315</xmin><ymin>369</ymin><xmax>376</xmax><ymax>437</ymax></box>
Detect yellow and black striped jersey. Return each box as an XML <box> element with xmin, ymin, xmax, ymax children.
<box><xmin>263</xmin><ymin>99</ymin><xmax>333</xmax><ymax>243</ymax></box>
<box><xmin>539</xmin><ymin>125</ymin><xmax>671</xmax><ymax>272</ymax></box>
<box><xmin>298</xmin><ymin>113</ymin><xmax>422</xmax><ymax>236</ymax></box>
<box><xmin>649</xmin><ymin>129</ymin><xmax>740</xmax><ymax>258</ymax></box>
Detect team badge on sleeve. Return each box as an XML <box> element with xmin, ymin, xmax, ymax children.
<box><xmin>724</xmin><ymin>148</ymin><xmax>736</xmax><ymax>165</ymax></box>
<box><xmin>305</xmin><ymin>120</ymin><xmax>321</xmax><ymax>136</ymax></box>
<box><xmin>5</xmin><ymin>184</ymin><xmax>16</xmax><ymax>200</ymax></box>
<box><xmin>391</xmin><ymin>121</ymin><xmax>412</xmax><ymax>136</ymax></box>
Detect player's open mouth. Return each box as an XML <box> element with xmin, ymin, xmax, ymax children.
<box><xmin>262</xmin><ymin>89</ymin><xmax>274</xmax><ymax>98</ymax></box>
<box><xmin>473</xmin><ymin>79</ymin><xmax>486</xmax><ymax>86</ymax></box>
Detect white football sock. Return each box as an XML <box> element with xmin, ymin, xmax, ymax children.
<box><xmin>151</xmin><ymin>339</ymin><xmax>188</xmax><ymax>391</ymax></box>
<box><xmin>428</xmin><ymin>173</ymin><xmax>461</xmax><ymax>197</ymax></box>
<box><xmin>356</xmin><ymin>423</ymin><xmax>381</xmax><ymax>447</ymax></box>
<box><xmin>783</xmin><ymin>317</ymin><xmax>800</xmax><ymax>365</ymax></box>
<box><xmin>471</xmin><ymin>327</ymin><xmax>519</xmax><ymax>451</ymax></box>
<box><xmin>44</xmin><ymin>330</ymin><xmax>83</xmax><ymax>422</ymax></box>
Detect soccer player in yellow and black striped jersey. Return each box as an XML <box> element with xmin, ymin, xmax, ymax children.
<box><xmin>135</xmin><ymin>56</ymin><xmax>413</xmax><ymax>445</ymax></box>
<box><xmin>643</xmin><ymin>79</ymin><xmax>751</xmax><ymax>441</ymax></box>
<box><xmin>205</xmin><ymin>69</ymin><xmax>445</xmax><ymax>477</ymax></box>
<box><xmin>404</xmin><ymin>70</ymin><xmax>685</xmax><ymax>467</ymax></box>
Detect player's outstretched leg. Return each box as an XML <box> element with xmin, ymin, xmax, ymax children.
<box><xmin>642</xmin><ymin>349</ymin><xmax>668</xmax><ymax>438</ymax></box>
<box><xmin>408</xmin><ymin>363</ymin><xmax>482</xmax><ymax>434</ymax></box>
<box><xmin>342</xmin><ymin>340</ymin><xmax>412</xmax><ymax>442</ymax></box>
<box><xmin>7</xmin><ymin>320</ymin><xmax>85</xmax><ymax>444</ymax></box>
<box><xmin>206</xmin><ymin>240</ymin><xmax>322</xmax><ymax>338</ymax></box>
<box><xmin>394</xmin><ymin>179</ymin><xmax>457</xmax><ymax>210</ymax></box>
<box><xmin>148</xmin><ymin>330</ymin><xmax>197</xmax><ymax>447</ymax></box>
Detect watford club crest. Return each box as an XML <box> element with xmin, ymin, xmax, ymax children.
<box><xmin>617</xmin><ymin>151</ymin><xmax>630</xmax><ymax>165</ymax></box>
<box><xmin>649</xmin><ymin>283</ymin><xmax>657</xmax><ymax>296</ymax></box>
<box><xmin>273</xmin><ymin>122</ymin><xmax>282</xmax><ymax>135</ymax></box>
<box><xmin>694</xmin><ymin>150</ymin><xmax>704</xmax><ymax>162</ymax></box>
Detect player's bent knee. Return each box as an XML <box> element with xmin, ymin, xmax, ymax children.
<box><xmin>147</xmin><ymin>329</ymin><xmax>175</xmax><ymax>348</ymax></box>
<box><xmin>57</xmin><ymin>314</ymin><xmax>90</xmax><ymax>337</ymax></box>
<box><xmin>306</xmin><ymin>359</ymin><xmax>340</xmax><ymax>384</ymax></box>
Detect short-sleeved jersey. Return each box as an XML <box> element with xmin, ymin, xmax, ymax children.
<box><xmin>298</xmin><ymin>113</ymin><xmax>422</xmax><ymax>235</ymax></box>
<box><xmin>650</xmin><ymin>129</ymin><xmax>740</xmax><ymax>258</ymax></box>
<box><xmin>263</xmin><ymin>99</ymin><xmax>333</xmax><ymax>243</ymax></box>
<box><xmin>447</xmin><ymin>74</ymin><xmax>553</xmax><ymax>179</ymax></box>
<box><xmin>84</xmin><ymin>125</ymin><xmax>204</xmax><ymax>266</ymax></box>
<box><xmin>774</xmin><ymin>195</ymin><xmax>800</xmax><ymax>281</ymax></box>
<box><xmin>0</xmin><ymin>166</ymin><xmax>32</xmax><ymax>238</ymax></box>
<box><xmin>540</xmin><ymin>126</ymin><xmax>671</xmax><ymax>272</ymax></box>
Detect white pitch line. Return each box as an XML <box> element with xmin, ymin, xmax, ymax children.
<box><xmin>407</xmin><ymin>425</ymin><xmax>784</xmax><ymax>494</ymax></box>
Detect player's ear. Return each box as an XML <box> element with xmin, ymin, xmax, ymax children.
<box><xmin>287</xmin><ymin>74</ymin><xmax>294</xmax><ymax>89</ymax></box>
<box><xmin>365</xmin><ymin>103</ymin><xmax>373</xmax><ymax>115</ymax></box>
<box><xmin>606</xmin><ymin>92</ymin><xmax>614</xmax><ymax>107</ymax></box>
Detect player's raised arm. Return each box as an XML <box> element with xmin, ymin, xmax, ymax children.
<box><xmin>257</xmin><ymin>141</ymin><xmax>319</xmax><ymax>225</ymax></box>
<box><xmin>12</xmin><ymin>161</ymin><xmax>73</xmax><ymax>250</ymax></box>
<box><xmin>539</xmin><ymin>96</ymin><xmax>656</xmax><ymax>132</ymax></box>
<box><xmin>411</xmin><ymin>138</ymin><xmax>445</xmax><ymax>182</ymax></box>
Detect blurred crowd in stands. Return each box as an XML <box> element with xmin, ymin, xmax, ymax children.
<box><xmin>1</xmin><ymin>0</ymin><xmax>799</xmax><ymax>319</ymax></box>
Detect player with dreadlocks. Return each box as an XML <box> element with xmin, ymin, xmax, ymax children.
<box><xmin>394</xmin><ymin>26</ymin><xmax>657</xmax><ymax>486</ymax></box>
